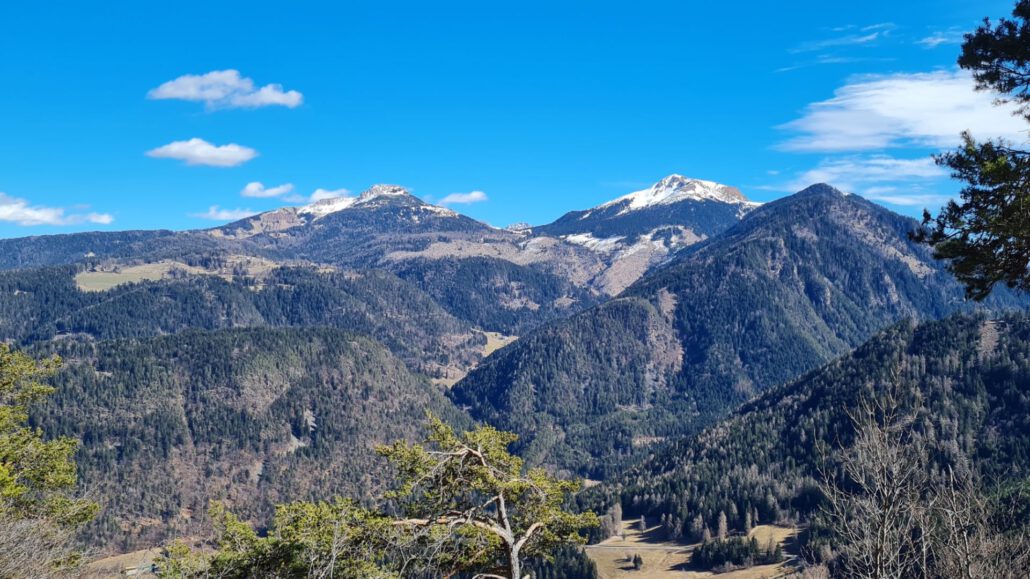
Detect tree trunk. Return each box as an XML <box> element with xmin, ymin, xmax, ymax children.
<box><xmin>508</xmin><ymin>545</ymin><xmax>521</xmax><ymax>579</ymax></box>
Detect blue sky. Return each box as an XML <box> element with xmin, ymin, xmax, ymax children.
<box><xmin>0</xmin><ymin>0</ymin><xmax>1021</xmax><ymax>237</ymax></box>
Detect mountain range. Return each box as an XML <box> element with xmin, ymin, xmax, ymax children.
<box><xmin>450</xmin><ymin>184</ymin><xmax>1023</xmax><ymax>476</ymax></box>
<box><xmin>2</xmin><ymin>175</ymin><xmax>1025</xmax><ymax>553</ymax></box>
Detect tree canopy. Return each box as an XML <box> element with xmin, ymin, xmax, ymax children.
<box><xmin>917</xmin><ymin>0</ymin><xmax>1030</xmax><ymax>299</ymax></box>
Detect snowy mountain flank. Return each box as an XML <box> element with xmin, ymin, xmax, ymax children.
<box><xmin>530</xmin><ymin>175</ymin><xmax>758</xmax><ymax>293</ymax></box>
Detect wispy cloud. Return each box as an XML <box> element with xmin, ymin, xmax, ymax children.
<box><xmin>782</xmin><ymin>155</ymin><xmax>945</xmax><ymax>192</ymax></box>
<box><xmin>191</xmin><ymin>205</ymin><xmax>259</xmax><ymax>221</ymax></box>
<box><xmin>862</xmin><ymin>189</ymin><xmax>951</xmax><ymax>207</ymax></box>
<box><xmin>438</xmin><ymin>191</ymin><xmax>488</xmax><ymax>205</ymax></box>
<box><xmin>147</xmin><ymin>138</ymin><xmax>258</xmax><ymax>167</ymax></box>
<box><xmin>241</xmin><ymin>181</ymin><xmax>294</xmax><ymax>198</ymax></box>
<box><xmin>0</xmin><ymin>192</ymin><xmax>113</xmax><ymax>226</ymax></box>
<box><xmin>764</xmin><ymin>156</ymin><xmax>951</xmax><ymax>207</ymax></box>
<box><xmin>778</xmin><ymin>70</ymin><xmax>1025</xmax><ymax>152</ymax></box>
<box><xmin>776</xmin><ymin>55</ymin><xmax>895</xmax><ymax>73</ymax></box>
<box><xmin>148</xmin><ymin>70</ymin><xmax>303</xmax><ymax>110</ymax></box>
<box><xmin>917</xmin><ymin>29</ymin><xmax>965</xmax><ymax>49</ymax></box>
<box><xmin>790</xmin><ymin>22</ymin><xmax>894</xmax><ymax>53</ymax></box>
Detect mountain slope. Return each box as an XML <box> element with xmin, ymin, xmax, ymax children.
<box><xmin>0</xmin><ymin>185</ymin><xmax>609</xmax><ymax>335</ymax></box>
<box><xmin>600</xmin><ymin>312</ymin><xmax>1030</xmax><ymax>540</ymax></box>
<box><xmin>0</xmin><ymin>266</ymin><xmax>484</xmax><ymax>379</ymax></box>
<box><xmin>230</xmin><ymin>186</ymin><xmax>610</xmax><ymax>329</ymax></box>
<box><xmin>450</xmin><ymin>185</ymin><xmax>1026</xmax><ymax>476</ymax></box>
<box><xmin>33</xmin><ymin>327</ymin><xmax>471</xmax><ymax>553</ymax></box>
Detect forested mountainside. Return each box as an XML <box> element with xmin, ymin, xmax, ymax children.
<box><xmin>390</xmin><ymin>257</ymin><xmax>599</xmax><ymax>334</ymax></box>
<box><xmin>0</xmin><ymin>229</ymin><xmax>220</xmax><ymax>270</ymax></box>
<box><xmin>451</xmin><ymin>185</ymin><xmax>1027</xmax><ymax>477</ymax></box>
<box><xmin>0</xmin><ymin>266</ymin><xmax>484</xmax><ymax>380</ymax></box>
<box><xmin>591</xmin><ymin>312</ymin><xmax>1030</xmax><ymax>546</ymax></box>
<box><xmin>29</xmin><ymin>327</ymin><xmax>471</xmax><ymax>553</ymax></box>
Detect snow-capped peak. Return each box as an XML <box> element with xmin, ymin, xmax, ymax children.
<box><xmin>358</xmin><ymin>184</ymin><xmax>410</xmax><ymax>203</ymax></box>
<box><xmin>296</xmin><ymin>184</ymin><xmax>458</xmax><ymax>219</ymax></box>
<box><xmin>599</xmin><ymin>175</ymin><xmax>751</xmax><ymax>214</ymax></box>
<box><xmin>297</xmin><ymin>184</ymin><xmax>410</xmax><ymax>217</ymax></box>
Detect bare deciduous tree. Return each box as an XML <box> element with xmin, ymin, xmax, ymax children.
<box><xmin>819</xmin><ymin>382</ymin><xmax>1030</xmax><ymax>579</ymax></box>
<box><xmin>0</xmin><ymin>518</ymin><xmax>85</xmax><ymax>579</ymax></box>
<box><xmin>818</xmin><ymin>387</ymin><xmax>929</xmax><ymax>579</ymax></box>
<box><xmin>931</xmin><ymin>468</ymin><xmax>1030</xmax><ymax>579</ymax></box>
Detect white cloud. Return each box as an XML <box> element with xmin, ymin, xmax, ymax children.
<box><xmin>438</xmin><ymin>191</ymin><xmax>488</xmax><ymax>205</ymax></box>
<box><xmin>0</xmin><ymin>192</ymin><xmax>113</xmax><ymax>226</ymax></box>
<box><xmin>191</xmin><ymin>205</ymin><xmax>259</xmax><ymax>221</ymax></box>
<box><xmin>147</xmin><ymin>138</ymin><xmax>258</xmax><ymax>167</ymax></box>
<box><xmin>241</xmin><ymin>181</ymin><xmax>294</xmax><ymax>198</ymax></box>
<box><xmin>309</xmin><ymin>188</ymin><xmax>352</xmax><ymax>202</ymax></box>
<box><xmin>148</xmin><ymin>70</ymin><xmax>303</xmax><ymax>109</ymax></box>
<box><xmin>778</xmin><ymin>70</ymin><xmax>1025</xmax><ymax>152</ymax></box>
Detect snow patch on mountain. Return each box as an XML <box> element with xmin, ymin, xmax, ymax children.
<box><xmin>562</xmin><ymin>233</ymin><xmax>627</xmax><ymax>253</ymax></box>
<box><xmin>420</xmin><ymin>204</ymin><xmax>458</xmax><ymax>217</ymax></box>
<box><xmin>560</xmin><ymin>225</ymin><xmax>705</xmax><ymax>261</ymax></box>
<box><xmin>298</xmin><ymin>196</ymin><xmax>358</xmax><ymax>217</ymax></box>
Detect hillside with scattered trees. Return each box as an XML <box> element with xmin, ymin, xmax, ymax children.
<box><xmin>30</xmin><ymin>328</ymin><xmax>471</xmax><ymax>553</ymax></box>
<box><xmin>586</xmin><ymin>312</ymin><xmax>1030</xmax><ymax>574</ymax></box>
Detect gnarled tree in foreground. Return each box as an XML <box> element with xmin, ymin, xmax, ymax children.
<box><xmin>378</xmin><ymin>416</ymin><xmax>598</xmax><ymax>579</ymax></box>
<box><xmin>158</xmin><ymin>417</ymin><xmax>597</xmax><ymax>578</ymax></box>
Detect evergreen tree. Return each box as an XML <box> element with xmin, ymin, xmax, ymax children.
<box><xmin>0</xmin><ymin>346</ymin><xmax>97</xmax><ymax>578</ymax></box>
<box><xmin>916</xmin><ymin>0</ymin><xmax>1030</xmax><ymax>298</ymax></box>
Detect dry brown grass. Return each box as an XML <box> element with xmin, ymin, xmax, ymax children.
<box><xmin>75</xmin><ymin>262</ymin><xmax>183</xmax><ymax>291</ymax></box>
<box><xmin>75</xmin><ymin>256</ymin><xmax>280</xmax><ymax>292</ymax></box>
<box><xmin>82</xmin><ymin>548</ymin><xmax>160</xmax><ymax>578</ymax></box>
<box><xmin>432</xmin><ymin>331</ymin><xmax>518</xmax><ymax>388</ymax></box>
<box><xmin>482</xmin><ymin>331</ymin><xmax>518</xmax><ymax>356</ymax></box>
<box><xmin>585</xmin><ymin>521</ymin><xmax>798</xmax><ymax>579</ymax></box>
